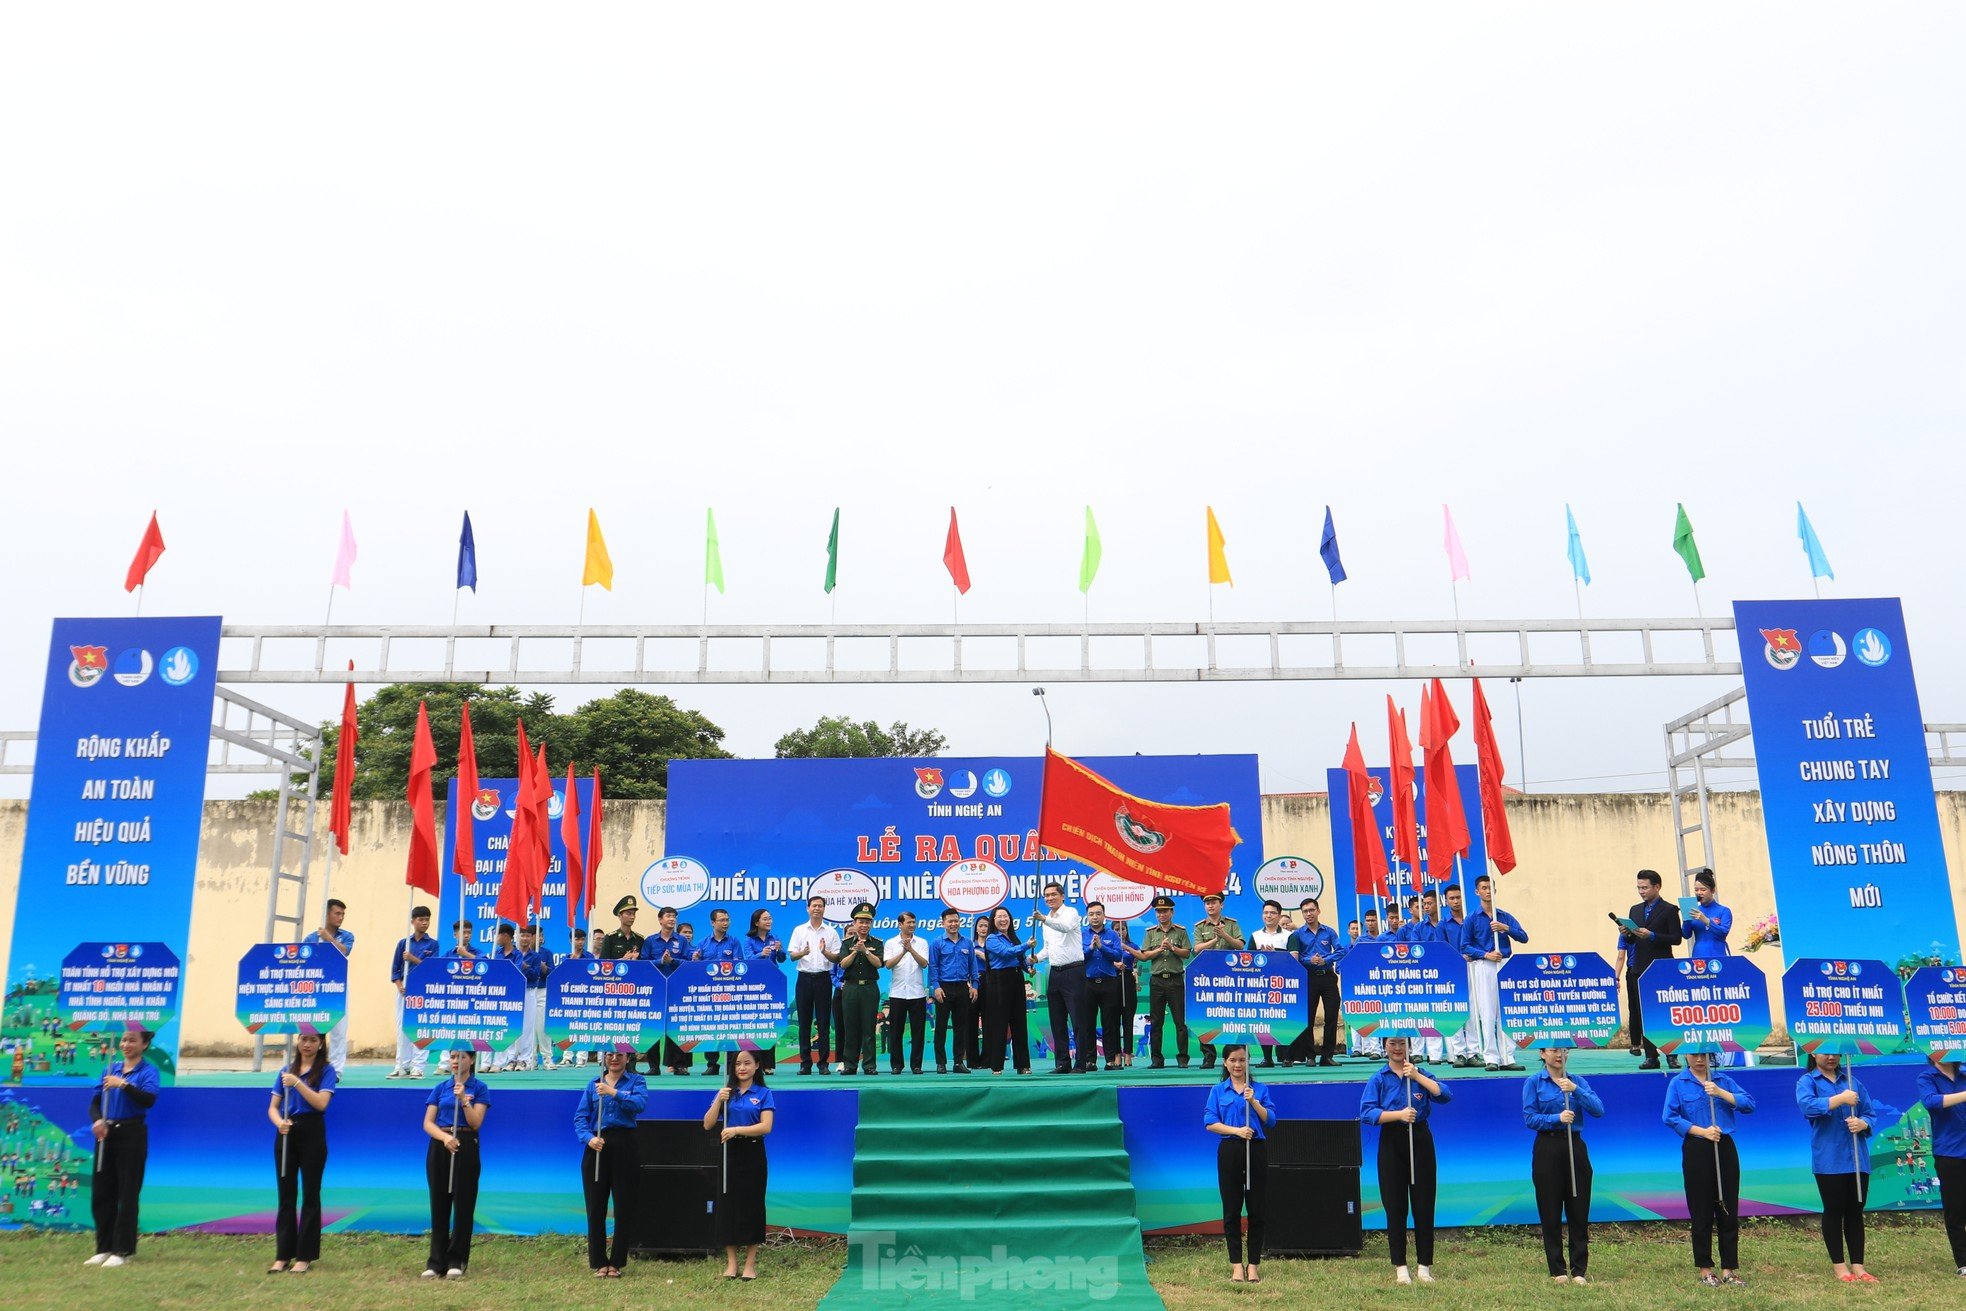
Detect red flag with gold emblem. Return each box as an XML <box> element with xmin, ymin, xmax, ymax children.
<box><xmin>1037</xmin><ymin>748</ymin><xmax>1236</xmax><ymax>897</ymax></box>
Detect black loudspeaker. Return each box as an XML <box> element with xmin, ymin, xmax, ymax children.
<box><xmin>633</xmin><ymin>1119</ymin><xmax>720</xmax><ymax>1254</ymax></box>
<box><xmin>1267</xmin><ymin>1119</ymin><xmax>1362</xmax><ymax>1169</ymax></box>
<box><xmin>639</xmin><ymin>1117</ymin><xmax>720</xmax><ymax>1168</ymax></box>
<box><xmin>1265</xmin><ymin>1165</ymin><xmax>1363</xmax><ymax>1256</ymax></box>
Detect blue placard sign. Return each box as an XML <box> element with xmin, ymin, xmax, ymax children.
<box><xmin>55</xmin><ymin>943</ymin><xmax>182</xmax><ymax>1033</ymax></box>
<box><xmin>1338</xmin><ymin>939</ymin><xmax>1470</xmax><ymax>1039</ymax></box>
<box><xmin>1186</xmin><ymin>949</ymin><xmax>1309</xmax><ymax>1048</ymax></box>
<box><xmin>665</xmin><ymin>959</ymin><xmax>789</xmax><ymax>1053</ymax></box>
<box><xmin>1905</xmin><ymin>966</ymin><xmax>1966</xmax><ymax>1056</ymax></box>
<box><xmin>543</xmin><ymin>957</ymin><xmax>666</xmax><ymax>1054</ymax></box>
<box><xmin>1496</xmin><ymin>951</ymin><xmax>1621</xmax><ymax>1049</ymax></box>
<box><xmin>1638</xmin><ymin>956</ymin><xmax>1773</xmax><ymax>1055</ymax></box>
<box><xmin>1781</xmin><ymin>957</ymin><xmax>1906</xmax><ymax>1057</ymax></box>
<box><xmin>400</xmin><ymin>957</ymin><xmax>525</xmax><ymax>1053</ymax></box>
<box><xmin>235</xmin><ymin>943</ymin><xmax>349</xmax><ymax>1036</ymax></box>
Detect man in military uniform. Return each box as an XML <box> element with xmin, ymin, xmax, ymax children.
<box><xmin>837</xmin><ymin>903</ymin><xmax>885</xmax><ymax>1075</ymax></box>
<box><xmin>1138</xmin><ymin>895</ymin><xmax>1193</xmax><ymax>1069</ymax></box>
<box><xmin>599</xmin><ymin>896</ymin><xmax>645</xmax><ymax>961</ymax></box>
<box><xmin>1191</xmin><ymin>892</ymin><xmax>1245</xmax><ymax>1070</ymax></box>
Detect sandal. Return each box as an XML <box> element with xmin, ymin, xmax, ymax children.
<box><xmin>267</xmin><ymin>1262</ymin><xmax>289</xmax><ymax>1275</ymax></box>
<box><xmin>289</xmin><ymin>1262</ymin><xmax>310</xmax><ymax>1274</ymax></box>
<box><xmin>604</xmin><ymin>1268</ymin><xmax>623</xmax><ymax>1278</ymax></box>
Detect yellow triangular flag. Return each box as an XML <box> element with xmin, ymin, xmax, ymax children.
<box><xmin>1206</xmin><ymin>506</ymin><xmax>1233</xmax><ymax>586</ymax></box>
<box><xmin>582</xmin><ymin>509</ymin><xmax>614</xmax><ymax>590</ymax></box>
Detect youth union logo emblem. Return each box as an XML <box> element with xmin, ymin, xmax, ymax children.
<box><xmin>69</xmin><ymin>644</ymin><xmax>109</xmax><ymax>688</ymax></box>
<box><xmin>1113</xmin><ymin>805</ymin><xmax>1167</xmax><ymax>854</ymax></box>
<box><xmin>1760</xmin><ymin>628</ymin><xmax>1802</xmax><ymax>670</ymax></box>
<box><xmin>471</xmin><ymin>789</ymin><xmax>501</xmax><ymax>822</ymax></box>
<box><xmin>914</xmin><ymin>767</ymin><xmax>945</xmax><ymax>799</ymax></box>
<box><xmin>1852</xmin><ymin>628</ymin><xmax>1892</xmax><ymax>667</ymax></box>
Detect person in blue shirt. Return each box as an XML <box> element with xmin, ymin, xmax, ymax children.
<box><xmin>705</xmin><ymin>1050</ymin><xmax>775</xmax><ymax>1280</ymax></box>
<box><xmin>1522</xmin><ymin>1044</ymin><xmax>1604</xmax><ymax>1284</ymax></box>
<box><xmin>1440</xmin><ymin>885</ymin><xmax>1480</xmax><ymax>1068</ymax></box>
<box><xmin>929</xmin><ymin>907</ymin><xmax>978</xmax><ymax>1073</ymax></box>
<box><xmin>1796</xmin><ymin>1052</ymin><xmax>1875</xmax><ymax>1283</ymax></box>
<box><xmin>982</xmin><ymin>907</ymin><xmax>1036</xmax><ymax>1074</ymax></box>
<box><xmin>648</xmin><ymin>906</ymin><xmax>693</xmax><ymax>1076</ymax></box>
<box><xmin>743</xmin><ymin>910</ymin><xmax>787</xmax><ymax>1073</ymax></box>
<box><xmin>1204</xmin><ymin>1044</ymin><xmax>1277</xmax><ymax>1284</ymax></box>
<box><xmin>1083</xmin><ymin>902</ymin><xmax>1127</xmax><ymax>1071</ymax></box>
<box><xmin>696</xmin><ymin>909</ymin><xmax>745</xmax><ymax>1079</ymax></box>
<box><xmin>1359</xmin><ymin>1035</ymin><xmax>1451</xmax><ymax>1284</ymax></box>
<box><xmin>1465</xmin><ymin>875</ymin><xmax>1528</xmax><ymax>1072</ymax></box>
<box><xmin>1287</xmin><ymin>897</ymin><xmax>1344</xmax><ymax>1067</ymax></box>
<box><xmin>302</xmin><ymin>898</ymin><xmax>356</xmax><ymax>1074</ymax></box>
<box><xmin>444</xmin><ymin>919</ymin><xmax>478</xmax><ymax>959</ymax></box>
<box><xmin>1404</xmin><ymin>891</ymin><xmax>1451</xmax><ymax>1062</ymax></box>
<box><xmin>1917</xmin><ymin>1051</ymin><xmax>1966</xmax><ymax>1275</ymax></box>
<box><xmin>486</xmin><ymin>923</ymin><xmax>525</xmax><ymax>1072</ymax></box>
<box><xmin>422</xmin><ymin>1049</ymin><xmax>491</xmax><ymax>1279</ymax></box>
<box><xmin>516</xmin><ymin>923</ymin><xmax>557</xmax><ymax>1072</ymax></box>
<box><xmin>1348</xmin><ymin>911</ymin><xmax>1385</xmax><ymax>1059</ymax></box>
<box><xmin>575</xmin><ymin>1050</ymin><xmax>648</xmax><ymax>1277</ymax></box>
<box><xmin>266</xmin><ymin>1031</ymin><xmax>338</xmax><ymax>1274</ymax></box>
<box><xmin>1664</xmin><ymin>1050</ymin><xmax>1756</xmax><ymax>1286</ymax></box>
<box><xmin>1683</xmin><ymin>870</ymin><xmax>1732</xmax><ymax>959</ymax></box>
<box><xmin>390</xmin><ymin>905</ymin><xmax>440</xmax><ymax>1079</ymax></box>
<box><xmin>86</xmin><ymin>1029</ymin><xmax>160</xmax><ymax>1267</ymax></box>
<box><xmin>969</xmin><ymin>915</ymin><xmax>993</xmax><ymax>1069</ymax></box>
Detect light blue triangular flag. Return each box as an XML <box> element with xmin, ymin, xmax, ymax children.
<box><xmin>1565</xmin><ymin>505</ymin><xmax>1591</xmax><ymax>586</ymax></box>
<box><xmin>1796</xmin><ymin>502</ymin><xmax>1833</xmax><ymax>580</ymax></box>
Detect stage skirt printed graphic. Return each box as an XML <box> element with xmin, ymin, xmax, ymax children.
<box><xmin>1186</xmin><ymin>950</ymin><xmax>1307</xmax><ymax>1048</ymax></box>
<box><xmin>1496</xmin><ymin>952</ymin><xmax>1621</xmax><ymax>1048</ymax></box>
<box><xmin>235</xmin><ymin>943</ymin><xmax>347</xmax><ymax>1036</ymax></box>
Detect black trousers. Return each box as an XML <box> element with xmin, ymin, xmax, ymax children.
<box><xmin>795</xmin><ymin>972</ymin><xmax>832</xmax><ymax>1070</ymax></box>
<box><xmin>1531</xmin><ymin>1132</ymin><xmax>1590</xmax><ymax>1277</ymax></box>
<box><xmin>1682</xmin><ymin>1134</ymin><xmax>1740</xmax><ymax>1270</ymax></box>
<box><xmin>273</xmin><ymin>1116</ymin><xmax>329</xmax><ymax>1263</ymax></box>
<box><xmin>1305</xmin><ymin>972</ymin><xmax>1341</xmax><ymax>1059</ymax></box>
<box><xmin>1938</xmin><ymin>1154</ymin><xmax>1966</xmax><ymax>1267</ymax></box>
<box><xmin>1120</xmin><ymin>972</ymin><xmax>1138</xmax><ymax>1057</ymax></box>
<box><xmin>933</xmin><ymin>987</ymin><xmax>973</xmax><ymax>1067</ymax></box>
<box><xmin>662</xmin><ymin>1037</ymin><xmax>694</xmax><ymax>1073</ymax></box>
<box><xmin>1625</xmin><ymin>968</ymin><xmax>1657</xmax><ymax>1061</ymax></box>
<box><xmin>1377</xmin><ymin>1121</ymin><xmax>1436</xmax><ymax>1267</ymax></box>
<box><xmin>1814</xmin><ymin>1172</ymin><xmax>1867</xmax><ymax>1264</ymax></box>
<box><xmin>983</xmin><ymin>969</ymin><xmax>1030</xmax><ymax>1072</ymax></box>
<box><xmin>91</xmin><ymin>1120</ymin><xmax>147</xmax><ymax>1257</ymax></box>
<box><xmin>1149</xmin><ymin>973</ymin><xmax>1188</xmax><ymax>1062</ymax></box>
<box><xmin>1217</xmin><ymin>1136</ymin><xmax>1268</xmax><ymax>1265</ymax></box>
<box><xmin>582</xmin><ymin>1126</ymin><xmax>639</xmax><ymax>1269</ymax></box>
<box><xmin>1086</xmin><ymin>975</ymin><xmax>1122</xmax><ymax>1066</ymax></box>
<box><xmin>886</xmin><ymin>996</ymin><xmax>927</xmax><ymax>1071</ymax></box>
<box><xmin>840</xmin><ymin>981</ymin><xmax>880</xmax><ymax>1071</ymax></box>
<box><xmin>425</xmin><ymin>1132</ymin><xmax>481</xmax><ymax>1273</ymax></box>
<box><xmin>1046</xmin><ymin>962</ymin><xmax>1091</xmax><ymax>1070</ymax></box>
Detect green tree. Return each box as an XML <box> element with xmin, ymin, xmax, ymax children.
<box><xmin>553</xmin><ymin>689</ymin><xmax>733</xmax><ymax>797</ymax></box>
<box><xmin>773</xmin><ymin>715</ymin><xmax>947</xmax><ymax>759</ymax></box>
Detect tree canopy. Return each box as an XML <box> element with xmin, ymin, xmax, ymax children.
<box><xmin>773</xmin><ymin>715</ymin><xmax>947</xmax><ymax>759</ymax></box>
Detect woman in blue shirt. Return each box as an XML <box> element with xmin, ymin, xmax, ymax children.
<box><xmin>422</xmin><ymin>1050</ymin><xmax>491</xmax><ymax>1279</ymax></box>
<box><xmin>1522</xmin><ymin>1044</ymin><xmax>1604</xmax><ymax>1284</ymax></box>
<box><xmin>1916</xmin><ymin>1050</ymin><xmax>1966</xmax><ymax>1275</ymax></box>
<box><xmin>968</xmin><ymin>917</ymin><xmax>993</xmax><ymax>1069</ymax></box>
<box><xmin>705</xmin><ymin>1049</ymin><xmax>775</xmax><ymax>1280</ymax></box>
<box><xmin>1664</xmin><ymin>1050</ymin><xmax>1755</xmax><ymax>1286</ymax></box>
<box><xmin>267</xmin><ymin>1031</ymin><xmax>339</xmax><ymax>1273</ymax></box>
<box><xmin>86</xmin><ymin>1029</ymin><xmax>160</xmax><ymax>1268</ymax></box>
<box><xmin>1203</xmin><ymin>1044</ymin><xmax>1277</xmax><ymax>1284</ymax></box>
<box><xmin>981</xmin><ymin>908</ymin><xmax>1035</xmax><ymax>1074</ymax></box>
<box><xmin>1358</xmin><ymin>1035</ymin><xmax>1451</xmax><ymax>1285</ymax></box>
<box><xmin>1796</xmin><ymin>1052</ymin><xmax>1875</xmax><ymax>1283</ymax></box>
<box><xmin>1682</xmin><ymin>871</ymin><xmax>1732</xmax><ymax>959</ymax></box>
<box><xmin>744</xmin><ymin>911</ymin><xmax>787</xmax><ymax>1073</ymax></box>
<box><xmin>576</xmin><ymin>1050</ymin><xmax>648</xmax><ymax>1276</ymax></box>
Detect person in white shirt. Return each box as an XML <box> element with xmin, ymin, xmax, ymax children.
<box><xmin>1030</xmin><ymin>882</ymin><xmax>1090</xmax><ymax>1074</ymax></box>
<box><xmin>1250</xmin><ymin>900</ymin><xmax>1292</xmax><ymax>1068</ymax></box>
<box><xmin>786</xmin><ymin>896</ymin><xmax>843</xmax><ymax>1076</ymax></box>
<box><xmin>883</xmin><ymin>912</ymin><xmax>930</xmax><ymax>1074</ymax></box>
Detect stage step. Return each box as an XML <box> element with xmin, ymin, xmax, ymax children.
<box><xmin>818</xmin><ymin>1079</ymin><xmax>1164</xmax><ymax>1311</ymax></box>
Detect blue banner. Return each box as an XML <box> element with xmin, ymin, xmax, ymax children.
<box><xmin>1905</xmin><ymin>966</ymin><xmax>1966</xmax><ymax>1056</ymax></box>
<box><xmin>3</xmin><ymin>616</ymin><xmax>220</xmax><ymax>1086</ymax></box>
<box><xmin>1326</xmin><ymin>764</ymin><xmax>1487</xmax><ymax>924</ymax></box>
<box><xmin>542</xmin><ymin>957</ymin><xmax>666</xmax><ymax>1054</ymax></box>
<box><xmin>1496</xmin><ymin>951</ymin><xmax>1621</xmax><ymax>1048</ymax></box>
<box><xmin>1637</xmin><ymin>956</ymin><xmax>1773</xmax><ymax>1055</ymax></box>
<box><xmin>1733</xmin><ymin>598</ymin><xmax>1958</xmax><ymax>968</ymax></box>
<box><xmin>235</xmin><ymin>943</ymin><xmax>348</xmax><ymax>1036</ymax></box>
<box><xmin>444</xmin><ymin>775</ymin><xmax>596</xmax><ymax>950</ymax></box>
<box><xmin>1185</xmin><ymin>949</ymin><xmax>1308</xmax><ymax>1048</ymax></box>
<box><xmin>400</xmin><ymin>957</ymin><xmax>525</xmax><ymax>1053</ymax></box>
<box><xmin>1338</xmin><ymin>939</ymin><xmax>1471</xmax><ymax>1039</ymax></box>
<box><xmin>665</xmin><ymin>959</ymin><xmax>789</xmax><ymax>1053</ymax></box>
<box><xmin>1781</xmin><ymin>958</ymin><xmax>1906</xmax><ymax>1057</ymax></box>
<box><xmin>662</xmin><ymin>756</ymin><xmax>1264</xmax><ymax>935</ymax></box>
<box><xmin>55</xmin><ymin>942</ymin><xmax>182</xmax><ymax>1036</ymax></box>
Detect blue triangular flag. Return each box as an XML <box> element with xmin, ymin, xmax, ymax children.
<box><xmin>1796</xmin><ymin>502</ymin><xmax>1833</xmax><ymax>580</ymax></box>
<box><xmin>1319</xmin><ymin>506</ymin><xmax>1346</xmax><ymax>585</ymax></box>
<box><xmin>1565</xmin><ymin>505</ymin><xmax>1591</xmax><ymax>586</ymax></box>
<box><xmin>457</xmin><ymin>511</ymin><xmax>478</xmax><ymax>592</ymax></box>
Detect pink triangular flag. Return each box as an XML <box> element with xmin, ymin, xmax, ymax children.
<box><xmin>331</xmin><ymin>511</ymin><xmax>358</xmax><ymax>589</ymax></box>
<box><xmin>1442</xmin><ymin>505</ymin><xmax>1471</xmax><ymax>582</ymax></box>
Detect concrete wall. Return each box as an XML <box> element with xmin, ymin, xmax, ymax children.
<box><xmin>4</xmin><ymin>792</ymin><xmax>1963</xmax><ymax>1055</ymax></box>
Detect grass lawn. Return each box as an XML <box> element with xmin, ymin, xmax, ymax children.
<box><xmin>2</xmin><ymin>1217</ymin><xmax>1958</xmax><ymax>1309</ymax></box>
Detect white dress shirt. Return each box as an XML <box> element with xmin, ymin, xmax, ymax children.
<box><xmin>789</xmin><ymin>922</ymin><xmax>840</xmax><ymax>973</ymax></box>
<box><xmin>884</xmin><ymin>935</ymin><xmax>930</xmax><ymax>999</ymax></box>
<box><xmin>1034</xmin><ymin>904</ymin><xmax>1085</xmax><ymax>966</ymax></box>
<box><xmin>1253</xmin><ymin>928</ymin><xmax>1291</xmax><ymax>951</ymax></box>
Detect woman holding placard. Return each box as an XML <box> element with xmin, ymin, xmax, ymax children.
<box><xmin>575</xmin><ymin>1050</ymin><xmax>647</xmax><ymax>1277</ymax></box>
<box><xmin>704</xmin><ymin>1049</ymin><xmax>774</xmax><ymax>1280</ymax></box>
<box><xmin>1203</xmin><ymin>1043</ymin><xmax>1277</xmax><ymax>1284</ymax></box>
<box><xmin>1521</xmin><ymin>1044</ymin><xmax>1602</xmax><ymax>1284</ymax></box>
<box><xmin>1358</xmin><ymin>1035</ymin><xmax>1451</xmax><ymax>1285</ymax></box>
<box><xmin>1663</xmin><ymin>1050</ymin><xmax>1754</xmax><ymax>1286</ymax></box>
<box><xmin>266</xmin><ymin>1031</ymin><xmax>338</xmax><ymax>1274</ymax></box>
<box><xmin>86</xmin><ymin>1029</ymin><xmax>160</xmax><ymax>1269</ymax></box>
<box><xmin>1915</xmin><ymin>1050</ymin><xmax>1966</xmax><ymax>1276</ymax></box>
<box><xmin>1796</xmin><ymin>1052</ymin><xmax>1876</xmax><ymax>1283</ymax></box>
<box><xmin>421</xmin><ymin>1049</ymin><xmax>490</xmax><ymax>1280</ymax></box>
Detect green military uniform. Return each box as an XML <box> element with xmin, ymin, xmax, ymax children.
<box><xmin>1191</xmin><ymin>905</ymin><xmax>1244</xmax><ymax>1067</ymax></box>
<box><xmin>600</xmin><ymin>895</ymin><xmax>645</xmax><ymax>960</ymax></box>
<box><xmin>839</xmin><ymin>904</ymin><xmax>885</xmax><ymax>1074</ymax></box>
<box><xmin>1141</xmin><ymin>900</ymin><xmax>1192</xmax><ymax>1067</ymax></box>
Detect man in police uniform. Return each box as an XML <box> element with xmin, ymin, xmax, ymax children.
<box><xmin>599</xmin><ymin>896</ymin><xmax>645</xmax><ymax>961</ymax></box>
<box><xmin>1138</xmin><ymin>895</ymin><xmax>1192</xmax><ymax>1069</ymax></box>
<box><xmin>838</xmin><ymin>903</ymin><xmax>885</xmax><ymax>1075</ymax></box>
<box><xmin>1190</xmin><ymin>892</ymin><xmax>1245</xmax><ymax>1070</ymax></box>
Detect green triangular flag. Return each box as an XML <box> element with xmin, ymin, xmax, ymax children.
<box><xmin>1672</xmin><ymin>502</ymin><xmax>1705</xmax><ymax>582</ymax></box>
<box><xmin>1078</xmin><ymin>506</ymin><xmax>1102</xmax><ymax>593</ymax></box>
<box><xmin>704</xmin><ymin>507</ymin><xmax>724</xmax><ymax>594</ymax></box>
<box><xmin>823</xmin><ymin>508</ymin><xmax>840</xmax><ymax>594</ymax></box>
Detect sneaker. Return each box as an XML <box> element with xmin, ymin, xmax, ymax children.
<box><xmin>1395</xmin><ymin>1266</ymin><xmax>1412</xmax><ymax>1285</ymax></box>
<box><xmin>421</xmin><ymin>1270</ymin><xmax>438</xmax><ymax>1279</ymax></box>
<box><xmin>446</xmin><ymin>1267</ymin><xmax>465</xmax><ymax>1280</ymax></box>
<box><xmin>1551</xmin><ymin>1274</ymin><xmax>1568</xmax><ymax>1284</ymax></box>
<box><xmin>1699</xmin><ymin>1273</ymin><xmax>1721</xmax><ymax>1288</ymax></box>
<box><xmin>101</xmin><ymin>1256</ymin><xmax>127</xmax><ymax>1268</ymax></box>
<box><xmin>1721</xmin><ymin>1273</ymin><xmax>1746</xmax><ymax>1287</ymax></box>
<box><xmin>1416</xmin><ymin>1266</ymin><xmax>1434</xmax><ymax>1283</ymax></box>
<box><xmin>85</xmin><ymin>1253</ymin><xmax>110</xmax><ymax>1267</ymax></box>
<box><xmin>385</xmin><ymin>1070</ymin><xmax>406</xmax><ymax>1080</ymax></box>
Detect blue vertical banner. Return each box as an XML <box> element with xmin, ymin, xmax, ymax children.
<box><xmin>3</xmin><ymin>617</ymin><xmax>221</xmax><ymax>1086</ymax></box>
<box><xmin>1733</xmin><ymin>598</ymin><xmax>1958</xmax><ymax>968</ymax></box>
<box><xmin>1326</xmin><ymin>764</ymin><xmax>1488</xmax><ymax>917</ymax></box>
<box><xmin>443</xmin><ymin>775</ymin><xmax>595</xmax><ymax>950</ymax></box>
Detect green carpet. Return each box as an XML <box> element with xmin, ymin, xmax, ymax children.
<box><xmin>818</xmin><ymin>1078</ymin><xmax>1165</xmax><ymax>1311</ymax></box>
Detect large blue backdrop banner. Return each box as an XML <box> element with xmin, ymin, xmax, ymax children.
<box><xmin>1733</xmin><ymin>598</ymin><xmax>1958</xmax><ymax>968</ymax></box>
<box><xmin>662</xmin><ymin>756</ymin><xmax>1265</xmax><ymax>933</ymax></box>
<box><xmin>3</xmin><ymin>616</ymin><xmax>221</xmax><ymax>1087</ymax></box>
<box><xmin>443</xmin><ymin>775</ymin><xmax>596</xmax><ymax>950</ymax></box>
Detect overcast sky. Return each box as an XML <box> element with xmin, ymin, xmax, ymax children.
<box><xmin>2</xmin><ymin>4</ymin><xmax>1962</xmax><ymax>803</ymax></box>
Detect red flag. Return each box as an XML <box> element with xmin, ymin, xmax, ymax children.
<box><xmin>530</xmin><ymin>742</ymin><xmax>552</xmax><ymax>923</ymax></box>
<box><xmin>942</xmin><ymin>507</ymin><xmax>971</xmax><ymax>595</ymax></box>
<box><xmin>124</xmin><ymin>513</ymin><xmax>166</xmax><ymax>593</ymax></box>
<box><xmin>494</xmin><ymin>720</ymin><xmax>536</xmax><ymax>926</ymax></box>
<box><xmin>404</xmin><ymin>701</ymin><xmax>441</xmax><ymax>897</ymax></box>
<box><xmin>1420</xmin><ymin>678</ymin><xmax>1472</xmax><ymax>881</ymax></box>
<box><xmin>1037</xmin><ymin>748</ymin><xmax>1236</xmax><ymax>897</ymax></box>
<box><xmin>561</xmin><ymin>761</ymin><xmax>585</xmax><ymax>932</ymax></box>
<box><xmin>328</xmin><ymin>663</ymin><xmax>357</xmax><ymax>857</ymax></box>
<box><xmin>585</xmin><ymin>768</ymin><xmax>603</xmax><ymax>917</ymax></box>
<box><xmin>1343</xmin><ymin>725</ymin><xmax>1390</xmax><ymax>897</ymax></box>
<box><xmin>1386</xmin><ymin>696</ymin><xmax>1420</xmax><ymax>877</ymax></box>
<box><xmin>1470</xmin><ymin>678</ymin><xmax>1518</xmax><ymax>874</ymax></box>
<box><xmin>452</xmin><ymin>701</ymin><xmax>479</xmax><ymax>883</ymax></box>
